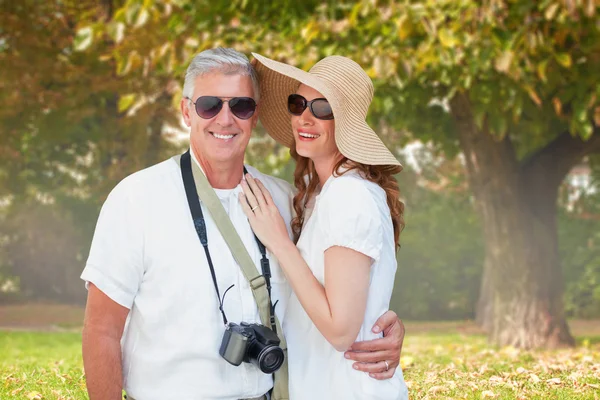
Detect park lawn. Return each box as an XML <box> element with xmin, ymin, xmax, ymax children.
<box><xmin>1</xmin><ymin>331</ymin><xmax>86</xmax><ymax>399</ymax></box>
<box><xmin>0</xmin><ymin>329</ymin><xmax>599</xmax><ymax>399</ymax></box>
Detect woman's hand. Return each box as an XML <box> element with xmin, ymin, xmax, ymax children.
<box><xmin>239</xmin><ymin>174</ymin><xmax>292</xmax><ymax>252</ymax></box>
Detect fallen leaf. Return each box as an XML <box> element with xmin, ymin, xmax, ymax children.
<box><xmin>428</xmin><ymin>385</ymin><xmax>447</xmax><ymax>394</ymax></box>
<box><xmin>400</xmin><ymin>356</ymin><xmax>414</xmax><ymax>369</ymax></box>
<box><xmin>585</xmin><ymin>383</ymin><xmax>599</xmax><ymax>389</ymax></box>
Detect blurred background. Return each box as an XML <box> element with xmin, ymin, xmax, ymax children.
<box><xmin>0</xmin><ymin>0</ymin><xmax>598</xmax><ymax>350</ymax></box>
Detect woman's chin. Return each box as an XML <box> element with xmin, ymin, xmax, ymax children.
<box><xmin>295</xmin><ymin>144</ymin><xmax>316</xmax><ymax>159</ymax></box>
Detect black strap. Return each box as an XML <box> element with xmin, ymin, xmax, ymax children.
<box><xmin>181</xmin><ymin>151</ymin><xmax>232</xmax><ymax>325</ymax></box>
<box><xmin>181</xmin><ymin>150</ymin><xmax>277</xmax><ymax>332</ymax></box>
<box><xmin>244</xmin><ymin>167</ymin><xmax>278</xmax><ymax>334</ymax></box>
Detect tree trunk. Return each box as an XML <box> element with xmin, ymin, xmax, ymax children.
<box><xmin>475</xmin><ymin>260</ymin><xmax>493</xmax><ymax>333</ymax></box>
<box><xmin>450</xmin><ymin>93</ymin><xmax>576</xmax><ymax>349</ymax></box>
<box><xmin>480</xmin><ymin>175</ymin><xmax>574</xmax><ymax>348</ymax></box>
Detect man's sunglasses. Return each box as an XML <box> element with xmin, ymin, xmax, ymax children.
<box><xmin>287</xmin><ymin>94</ymin><xmax>334</xmax><ymax>120</ymax></box>
<box><xmin>187</xmin><ymin>96</ymin><xmax>257</xmax><ymax>120</ymax></box>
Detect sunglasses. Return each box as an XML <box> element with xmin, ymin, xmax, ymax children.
<box><xmin>188</xmin><ymin>96</ymin><xmax>257</xmax><ymax>120</ymax></box>
<box><xmin>287</xmin><ymin>94</ymin><xmax>334</xmax><ymax>120</ymax></box>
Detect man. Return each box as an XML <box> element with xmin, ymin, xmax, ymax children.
<box><xmin>81</xmin><ymin>48</ymin><xmax>405</xmax><ymax>400</ymax></box>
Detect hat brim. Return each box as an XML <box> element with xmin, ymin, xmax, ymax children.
<box><xmin>252</xmin><ymin>53</ymin><xmax>402</xmax><ymax>167</ymax></box>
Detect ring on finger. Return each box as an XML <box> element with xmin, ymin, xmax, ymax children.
<box><xmin>384</xmin><ymin>360</ymin><xmax>389</xmax><ymax>371</ymax></box>
<box><xmin>251</xmin><ymin>205</ymin><xmax>259</xmax><ymax>211</ymax></box>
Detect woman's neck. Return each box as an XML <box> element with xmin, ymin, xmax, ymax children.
<box><xmin>313</xmin><ymin>153</ymin><xmax>343</xmax><ymax>188</ymax></box>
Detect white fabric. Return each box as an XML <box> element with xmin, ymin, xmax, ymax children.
<box><xmin>284</xmin><ymin>171</ymin><xmax>408</xmax><ymax>400</ymax></box>
<box><xmin>81</xmin><ymin>152</ymin><xmax>294</xmax><ymax>400</ymax></box>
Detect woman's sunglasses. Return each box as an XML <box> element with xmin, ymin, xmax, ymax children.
<box><xmin>287</xmin><ymin>94</ymin><xmax>334</xmax><ymax>120</ymax></box>
<box><xmin>188</xmin><ymin>96</ymin><xmax>257</xmax><ymax>120</ymax></box>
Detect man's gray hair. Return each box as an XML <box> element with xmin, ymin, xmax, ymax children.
<box><xmin>183</xmin><ymin>48</ymin><xmax>260</xmax><ymax>102</ymax></box>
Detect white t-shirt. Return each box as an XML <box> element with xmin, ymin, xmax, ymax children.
<box><xmin>284</xmin><ymin>171</ymin><xmax>409</xmax><ymax>400</ymax></box>
<box><xmin>81</xmin><ymin>153</ymin><xmax>294</xmax><ymax>400</ymax></box>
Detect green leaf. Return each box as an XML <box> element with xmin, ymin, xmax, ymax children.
<box><xmin>494</xmin><ymin>51</ymin><xmax>513</xmax><ymax>73</ymax></box>
<box><xmin>108</xmin><ymin>22</ymin><xmax>126</xmax><ymax>44</ymax></box>
<box><xmin>580</xmin><ymin>123</ymin><xmax>593</xmax><ymax>140</ymax></box>
<box><xmin>349</xmin><ymin>3</ymin><xmax>362</xmax><ymax>27</ymax></box>
<box><xmin>135</xmin><ymin>8</ymin><xmax>150</xmax><ymax>28</ymax></box>
<box><xmin>438</xmin><ymin>29</ymin><xmax>459</xmax><ymax>48</ymax></box>
<box><xmin>555</xmin><ymin>53</ymin><xmax>572</xmax><ymax>68</ymax></box>
<box><xmin>544</xmin><ymin>3</ymin><xmax>560</xmax><ymax>20</ymax></box>
<box><xmin>524</xmin><ymin>85</ymin><xmax>542</xmax><ymax>107</ymax></box>
<box><xmin>397</xmin><ymin>14</ymin><xmax>413</xmax><ymax>40</ymax></box>
<box><xmin>73</xmin><ymin>26</ymin><xmax>93</xmax><ymax>52</ymax></box>
<box><xmin>118</xmin><ymin>94</ymin><xmax>136</xmax><ymax>112</ymax></box>
<box><xmin>473</xmin><ymin>108</ymin><xmax>485</xmax><ymax>130</ymax></box>
<box><xmin>489</xmin><ymin>112</ymin><xmax>507</xmax><ymax>137</ymax></box>
<box><xmin>537</xmin><ymin>60</ymin><xmax>548</xmax><ymax>82</ymax></box>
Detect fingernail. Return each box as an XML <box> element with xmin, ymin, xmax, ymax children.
<box><xmin>344</xmin><ymin>353</ymin><xmax>350</xmax><ymax>359</ymax></box>
<box><xmin>369</xmin><ymin>373</ymin><xmax>375</xmax><ymax>378</ymax></box>
<box><xmin>353</xmin><ymin>364</ymin><xmax>359</xmax><ymax>369</ymax></box>
<box><xmin>373</xmin><ymin>326</ymin><xmax>381</xmax><ymax>333</ymax></box>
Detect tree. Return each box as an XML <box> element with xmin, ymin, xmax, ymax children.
<box><xmin>0</xmin><ymin>0</ymin><xmax>180</xmax><ymax>301</ymax></box>
<box><xmin>19</xmin><ymin>0</ymin><xmax>599</xmax><ymax>347</ymax></box>
<box><xmin>381</xmin><ymin>0</ymin><xmax>600</xmax><ymax>348</ymax></box>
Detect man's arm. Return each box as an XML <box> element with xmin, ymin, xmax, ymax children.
<box><xmin>344</xmin><ymin>310</ymin><xmax>405</xmax><ymax>379</ymax></box>
<box><xmin>82</xmin><ymin>283</ymin><xmax>130</xmax><ymax>400</ymax></box>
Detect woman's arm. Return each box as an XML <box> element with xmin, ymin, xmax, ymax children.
<box><xmin>239</xmin><ymin>175</ymin><xmax>371</xmax><ymax>351</ymax></box>
<box><xmin>273</xmin><ymin>240</ymin><xmax>371</xmax><ymax>351</ymax></box>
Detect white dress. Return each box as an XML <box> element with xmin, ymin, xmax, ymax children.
<box><xmin>284</xmin><ymin>171</ymin><xmax>409</xmax><ymax>400</ymax></box>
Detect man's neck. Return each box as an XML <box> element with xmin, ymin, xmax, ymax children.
<box><xmin>190</xmin><ymin>145</ymin><xmax>244</xmax><ymax>189</ymax></box>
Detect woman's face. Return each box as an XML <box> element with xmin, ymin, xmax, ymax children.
<box><xmin>290</xmin><ymin>84</ymin><xmax>338</xmax><ymax>164</ymax></box>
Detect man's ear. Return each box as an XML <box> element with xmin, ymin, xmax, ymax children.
<box><xmin>252</xmin><ymin>103</ymin><xmax>259</xmax><ymax>129</ymax></box>
<box><xmin>181</xmin><ymin>98</ymin><xmax>192</xmax><ymax>127</ymax></box>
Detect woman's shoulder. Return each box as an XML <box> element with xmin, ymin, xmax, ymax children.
<box><xmin>323</xmin><ymin>171</ymin><xmax>385</xmax><ymax>205</ymax></box>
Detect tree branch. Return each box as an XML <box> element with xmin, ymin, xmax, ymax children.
<box><xmin>521</xmin><ymin>125</ymin><xmax>600</xmax><ymax>190</ymax></box>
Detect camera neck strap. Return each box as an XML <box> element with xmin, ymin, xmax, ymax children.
<box><xmin>179</xmin><ymin>150</ymin><xmax>277</xmax><ymax>333</ymax></box>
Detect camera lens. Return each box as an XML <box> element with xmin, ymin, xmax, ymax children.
<box><xmin>257</xmin><ymin>346</ymin><xmax>284</xmax><ymax>374</ymax></box>
<box><xmin>263</xmin><ymin>352</ymin><xmax>279</xmax><ymax>368</ymax></box>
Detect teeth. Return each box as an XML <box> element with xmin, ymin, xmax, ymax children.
<box><xmin>299</xmin><ymin>133</ymin><xmax>320</xmax><ymax>138</ymax></box>
<box><xmin>212</xmin><ymin>132</ymin><xmax>235</xmax><ymax>140</ymax></box>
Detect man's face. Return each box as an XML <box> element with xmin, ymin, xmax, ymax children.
<box><xmin>181</xmin><ymin>72</ymin><xmax>258</xmax><ymax>165</ymax></box>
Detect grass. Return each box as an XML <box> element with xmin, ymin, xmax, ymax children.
<box><xmin>1</xmin><ymin>332</ymin><xmax>87</xmax><ymax>399</ymax></box>
<box><xmin>401</xmin><ymin>332</ymin><xmax>600</xmax><ymax>399</ymax></box>
<box><xmin>0</xmin><ymin>306</ymin><xmax>599</xmax><ymax>399</ymax></box>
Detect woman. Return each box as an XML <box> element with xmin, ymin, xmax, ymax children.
<box><xmin>238</xmin><ymin>53</ymin><xmax>408</xmax><ymax>400</ymax></box>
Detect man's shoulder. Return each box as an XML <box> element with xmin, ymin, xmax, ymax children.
<box><xmin>107</xmin><ymin>157</ymin><xmax>179</xmax><ymax>201</ymax></box>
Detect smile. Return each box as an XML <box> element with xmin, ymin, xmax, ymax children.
<box><xmin>210</xmin><ymin>132</ymin><xmax>237</xmax><ymax>140</ymax></box>
<box><xmin>299</xmin><ymin>132</ymin><xmax>320</xmax><ymax>139</ymax></box>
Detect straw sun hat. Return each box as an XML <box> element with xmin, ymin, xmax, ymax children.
<box><xmin>251</xmin><ymin>52</ymin><xmax>401</xmax><ymax>167</ymax></box>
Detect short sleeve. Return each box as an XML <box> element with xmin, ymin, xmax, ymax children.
<box><xmin>319</xmin><ymin>177</ymin><xmax>383</xmax><ymax>262</ymax></box>
<box><xmin>80</xmin><ymin>178</ymin><xmax>145</xmax><ymax>309</ymax></box>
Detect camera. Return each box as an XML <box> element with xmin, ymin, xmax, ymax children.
<box><xmin>219</xmin><ymin>322</ymin><xmax>285</xmax><ymax>374</ymax></box>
